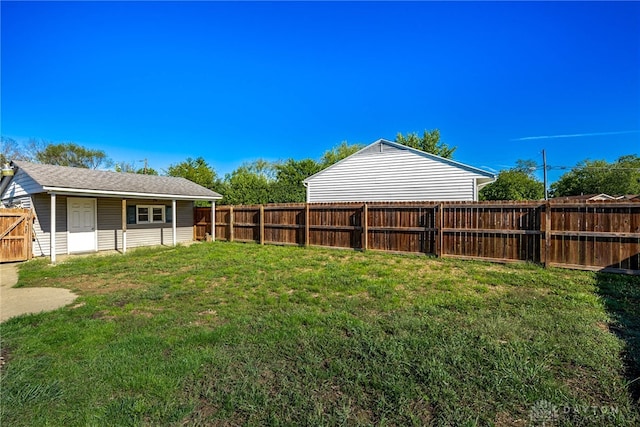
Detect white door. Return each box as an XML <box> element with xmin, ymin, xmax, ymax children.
<box><xmin>67</xmin><ymin>198</ymin><xmax>97</xmax><ymax>253</ymax></box>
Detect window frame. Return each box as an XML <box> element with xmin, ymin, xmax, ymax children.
<box><xmin>135</xmin><ymin>204</ymin><xmax>166</xmax><ymax>224</ymax></box>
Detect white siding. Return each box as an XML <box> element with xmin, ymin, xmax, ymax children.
<box><xmin>18</xmin><ymin>197</ymin><xmax>32</xmax><ymax>209</ymax></box>
<box><xmin>306</xmin><ymin>142</ymin><xmax>487</xmax><ymax>202</ymax></box>
<box><xmin>1</xmin><ymin>169</ymin><xmax>43</xmax><ymax>202</ymax></box>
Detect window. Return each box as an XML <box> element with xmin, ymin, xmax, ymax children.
<box><xmin>126</xmin><ymin>204</ymin><xmax>172</xmax><ymax>225</ymax></box>
<box><xmin>135</xmin><ymin>205</ymin><xmax>166</xmax><ymax>224</ymax></box>
<box><xmin>138</xmin><ymin>207</ymin><xmax>149</xmax><ymax>223</ymax></box>
<box><xmin>152</xmin><ymin>206</ymin><xmax>164</xmax><ymax>222</ymax></box>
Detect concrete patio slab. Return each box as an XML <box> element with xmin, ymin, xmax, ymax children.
<box><xmin>0</xmin><ymin>263</ymin><xmax>77</xmax><ymax>322</ymax></box>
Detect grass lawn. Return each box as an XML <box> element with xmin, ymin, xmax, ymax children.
<box><xmin>1</xmin><ymin>242</ymin><xmax>639</xmax><ymax>426</ymax></box>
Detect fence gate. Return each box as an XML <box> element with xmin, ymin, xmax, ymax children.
<box><xmin>0</xmin><ymin>208</ymin><xmax>34</xmax><ymax>263</ymax></box>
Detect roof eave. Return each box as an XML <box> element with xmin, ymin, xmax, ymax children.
<box><xmin>377</xmin><ymin>139</ymin><xmax>496</xmax><ymax>178</ymax></box>
<box><xmin>41</xmin><ymin>186</ymin><xmax>222</xmax><ymax>201</ymax></box>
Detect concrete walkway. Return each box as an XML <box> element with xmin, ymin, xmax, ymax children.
<box><xmin>0</xmin><ymin>263</ymin><xmax>78</xmax><ymax>322</ymax></box>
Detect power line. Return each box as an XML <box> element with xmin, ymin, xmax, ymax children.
<box><xmin>501</xmin><ymin>165</ymin><xmax>640</xmax><ymax>171</ymax></box>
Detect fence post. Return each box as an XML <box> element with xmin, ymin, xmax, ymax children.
<box><xmin>28</xmin><ymin>210</ymin><xmax>34</xmax><ymax>260</ymax></box>
<box><xmin>436</xmin><ymin>202</ymin><xmax>444</xmax><ymax>257</ymax></box>
<box><xmin>229</xmin><ymin>206</ymin><xmax>234</xmax><ymax>242</ymax></box>
<box><xmin>544</xmin><ymin>201</ymin><xmax>551</xmax><ymax>268</ymax></box>
<box><xmin>362</xmin><ymin>203</ymin><xmax>368</xmax><ymax>251</ymax></box>
<box><xmin>211</xmin><ymin>203</ymin><xmax>216</xmax><ymax>242</ymax></box>
<box><xmin>260</xmin><ymin>205</ymin><xmax>265</xmax><ymax>245</ymax></box>
<box><xmin>305</xmin><ymin>203</ymin><xmax>310</xmax><ymax>247</ymax></box>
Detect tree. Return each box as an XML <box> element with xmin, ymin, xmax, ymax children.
<box><xmin>34</xmin><ymin>142</ymin><xmax>112</xmax><ymax>169</ymax></box>
<box><xmin>271</xmin><ymin>158</ymin><xmax>323</xmax><ymax>203</ymax></box>
<box><xmin>479</xmin><ymin>159</ymin><xmax>544</xmax><ymax>201</ymax></box>
<box><xmin>550</xmin><ymin>155</ymin><xmax>640</xmax><ymax>197</ymax></box>
<box><xmin>166</xmin><ymin>157</ymin><xmax>218</xmax><ymax>189</ymax></box>
<box><xmin>0</xmin><ymin>137</ymin><xmax>26</xmax><ymax>165</ymax></box>
<box><xmin>395</xmin><ymin>129</ymin><xmax>456</xmax><ymax>159</ymax></box>
<box><xmin>218</xmin><ymin>158</ymin><xmax>322</xmax><ymax>205</ymax></box>
<box><xmin>320</xmin><ymin>141</ymin><xmax>364</xmax><ymax>168</ymax></box>
<box><xmin>114</xmin><ymin>161</ymin><xmax>137</xmax><ymax>173</ymax></box>
<box><xmin>167</xmin><ymin>157</ymin><xmax>220</xmax><ymax>207</ymax></box>
<box><xmin>137</xmin><ymin>167</ymin><xmax>158</xmax><ymax>175</ymax></box>
<box><xmin>239</xmin><ymin>158</ymin><xmax>277</xmax><ymax>181</ymax></box>
<box><xmin>219</xmin><ymin>161</ymin><xmax>275</xmax><ymax>205</ymax></box>
<box><xmin>115</xmin><ymin>161</ymin><xmax>158</xmax><ymax>175</ymax></box>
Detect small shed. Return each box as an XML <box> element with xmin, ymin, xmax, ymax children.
<box><xmin>303</xmin><ymin>139</ymin><xmax>496</xmax><ymax>202</ymax></box>
<box><xmin>0</xmin><ymin>161</ymin><xmax>222</xmax><ymax>263</ymax></box>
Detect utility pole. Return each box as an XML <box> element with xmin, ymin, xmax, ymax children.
<box><xmin>139</xmin><ymin>159</ymin><xmax>148</xmax><ymax>174</ymax></box>
<box><xmin>542</xmin><ymin>149</ymin><xmax>548</xmax><ymax>200</ymax></box>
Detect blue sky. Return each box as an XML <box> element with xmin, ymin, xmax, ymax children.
<box><xmin>2</xmin><ymin>1</ymin><xmax>639</xmax><ymax>183</ymax></box>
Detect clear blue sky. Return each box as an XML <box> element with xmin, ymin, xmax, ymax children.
<box><xmin>2</xmin><ymin>1</ymin><xmax>639</xmax><ymax>183</ymax></box>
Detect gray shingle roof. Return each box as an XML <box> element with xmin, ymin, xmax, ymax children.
<box><xmin>12</xmin><ymin>161</ymin><xmax>222</xmax><ymax>199</ymax></box>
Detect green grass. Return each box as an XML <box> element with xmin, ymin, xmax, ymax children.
<box><xmin>1</xmin><ymin>242</ymin><xmax>639</xmax><ymax>426</ymax></box>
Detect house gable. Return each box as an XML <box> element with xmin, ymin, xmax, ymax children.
<box><xmin>303</xmin><ymin>139</ymin><xmax>495</xmax><ymax>202</ymax></box>
<box><xmin>1</xmin><ymin>168</ymin><xmax>44</xmax><ymax>203</ymax></box>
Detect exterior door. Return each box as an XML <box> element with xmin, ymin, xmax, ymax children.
<box><xmin>67</xmin><ymin>198</ymin><xmax>97</xmax><ymax>253</ymax></box>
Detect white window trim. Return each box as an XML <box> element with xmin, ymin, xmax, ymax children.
<box><xmin>136</xmin><ymin>205</ymin><xmax>166</xmax><ymax>224</ymax></box>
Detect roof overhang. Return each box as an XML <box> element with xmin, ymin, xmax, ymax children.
<box><xmin>42</xmin><ymin>186</ymin><xmax>222</xmax><ymax>201</ymax></box>
<box><xmin>0</xmin><ymin>171</ymin><xmax>15</xmax><ymax>198</ymax></box>
<box><xmin>476</xmin><ymin>176</ymin><xmax>496</xmax><ymax>189</ymax></box>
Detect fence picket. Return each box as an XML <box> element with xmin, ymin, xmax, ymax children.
<box><xmin>194</xmin><ymin>201</ymin><xmax>640</xmax><ymax>275</ymax></box>
<box><xmin>0</xmin><ymin>209</ymin><xmax>34</xmax><ymax>263</ymax></box>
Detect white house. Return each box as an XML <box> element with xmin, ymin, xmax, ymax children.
<box><xmin>303</xmin><ymin>139</ymin><xmax>495</xmax><ymax>202</ymax></box>
<box><xmin>1</xmin><ymin>161</ymin><xmax>222</xmax><ymax>263</ymax></box>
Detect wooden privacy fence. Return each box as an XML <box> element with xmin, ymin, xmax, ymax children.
<box><xmin>0</xmin><ymin>208</ymin><xmax>34</xmax><ymax>263</ymax></box>
<box><xmin>194</xmin><ymin>201</ymin><xmax>640</xmax><ymax>275</ymax></box>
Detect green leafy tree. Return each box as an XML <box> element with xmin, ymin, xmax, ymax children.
<box><xmin>166</xmin><ymin>157</ymin><xmax>218</xmax><ymax>189</ymax></box>
<box><xmin>271</xmin><ymin>158</ymin><xmax>323</xmax><ymax>203</ymax></box>
<box><xmin>219</xmin><ymin>160</ymin><xmax>275</xmax><ymax>205</ymax></box>
<box><xmin>219</xmin><ymin>158</ymin><xmax>321</xmax><ymax>205</ymax></box>
<box><xmin>34</xmin><ymin>142</ymin><xmax>112</xmax><ymax>169</ymax></box>
<box><xmin>480</xmin><ymin>160</ymin><xmax>544</xmax><ymax>201</ymax></box>
<box><xmin>320</xmin><ymin>141</ymin><xmax>364</xmax><ymax>168</ymax></box>
<box><xmin>241</xmin><ymin>158</ymin><xmax>278</xmax><ymax>181</ymax></box>
<box><xmin>167</xmin><ymin>157</ymin><xmax>219</xmax><ymax>206</ymax></box>
<box><xmin>137</xmin><ymin>167</ymin><xmax>158</xmax><ymax>175</ymax></box>
<box><xmin>550</xmin><ymin>155</ymin><xmax>640</xmax><ymax>197</ymax></box>
<box><xmin>395</xmin><ymin>129</ymin><xmax>456</xmax><ymax>159</ymax></box>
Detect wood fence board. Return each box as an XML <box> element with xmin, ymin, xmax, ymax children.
<box><xmin>0</xmin><ymin>208</ymin><xmax>33</xmax><ymax>263</ymax></box>
<box><xmin>631</xmin><ymin>207</ymin><xmax>640</xmax><ymax>270</ymax></box>
<box><xmin>195</xmin><ymin>201</ymin><xmax>640</xmax><ymax>274</ymax></box>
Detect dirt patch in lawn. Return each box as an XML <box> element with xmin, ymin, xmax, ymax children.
<box><xmin>29</xmin><ymin>273</ymin><xmax>143</xmax><ymax>295</ymax></box>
